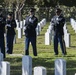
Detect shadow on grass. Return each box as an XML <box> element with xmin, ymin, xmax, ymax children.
<box><xmin>67</xmin><ymin>59</ymin><xmax>76</xmax><ymax>68</ymax></box>
<box><xmin>38</xmin><ymin>34</ymin><xmax>44</xmax><ymax>36</ymax></box>
<box><xmin>67</xmin><ymin>69</ymin><xmax>76</xmax><ymax>75</ymax></box>
<box><xmin>70</xmin><ymin>33</ymin><xmax>76</xmax><ymax>36</ymax></box>
<box><xmin>32</xmin><ymin>57</ymin><xmax>54</xmax><ymax>75</ymax></box>
<box><xmin>70</xmin><ymin>46</ymin><xmax>76</xmax><ymax>48</ymax></box>
<box><xmin>4</xmin><ymin>56</ymin><xmax>76</xmax><ymax>75</ymax></box>
<box><xmin>5</xmin><ymin>57</ymin><xmax>22</xmax><ymax>75</ymax></box>
<box><xmin>66</xmin><ymin>59</ymin><xmax>76</xmax><ymax>75</ymax></box>
<box><xmin>33</xmin><ymin>57</ymin><xmax>76</xmax><ymax>75</ymax></box>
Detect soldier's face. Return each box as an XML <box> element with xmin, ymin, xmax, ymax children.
<box><xmin>7</xmin><ymin>15</ymin><xmax>12</xmax><ymax>19</ymax></box>
<box><xmin>56</xmin><ymin>12</ymin><xmax>61</xmax><ymax>16</ymax></box>
<box><xmin>29</xmin><ymin>11</ymin><xmax>35</xmax><ymax>16</ymax></box>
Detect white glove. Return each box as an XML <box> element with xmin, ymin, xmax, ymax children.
<box><xmin>6</xmin><ymin>24</ymin><xmax>11</xmax><ymax>27</ymax></box>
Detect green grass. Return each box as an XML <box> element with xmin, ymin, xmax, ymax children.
<box><xmin>4</xmin><ymin>22</ymin><xmax>76</xmax><ymax>75</ymax></box>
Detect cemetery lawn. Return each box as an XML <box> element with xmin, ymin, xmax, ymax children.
<box><xmin>5</xmin><ymin>22</ymin><xmax>76</xmax><ymax>75</ymax></box>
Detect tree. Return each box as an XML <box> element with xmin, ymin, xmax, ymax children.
<box><xmin>2</xmin><ymin>0</ymin><xmax>76</xmax><ymax>21</ymax></box>
<box><xmin>0</xmin><ymin>0</ymin><xmax>4</xmax><ymax>4</ymax></box>
<box><xmin>14</xmin><ymin>0</ymin><xmax>26</xmax><ymax>21</ymax></box>
<box><xmin>4</xmin><ymin>0</ymin><xmax>26</xmax><ymax>21</ymax></box>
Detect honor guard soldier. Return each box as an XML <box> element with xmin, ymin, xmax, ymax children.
<box><xmin>0</xmin><ymin>8</ymin><xmax>6</xmax><ymax>58</ymax></box>
<box><xmin>51</xmin><ymin>8</ymin><xmax>67</xmax><ymax>55</ymax></box>
<box><xmin>24</xmin><ymin>8</ymin><xmax>38</xmax><ymax>56</ymax></box>
<box><xmin>6</xmin><ymin>13</ymin><xmax>17</xmax><ymax>54</ymax></box>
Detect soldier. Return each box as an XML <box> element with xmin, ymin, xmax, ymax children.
<box><xmin>24</xmin><ymin>8</ymin><xmax>38</xmax><ymax>56</ymax></box>
<box><xmin>6</xmin><ymin>13</ymin><xmax>17</xmax><ymax>54</ymax></box>
<box><xmin>0</xmin><ymin>8</ymin><xmax>6</xmax><ymax>58</ymax></box>
<box><xmin>51</xmin><ymin>8</ymin><xmax>67</xmax><ymax>55</ymax></box>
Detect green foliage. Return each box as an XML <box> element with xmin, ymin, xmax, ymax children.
<box><xmin>1</xmin><ymin>0</ymin><xmax>76</xmax><ymax>8</ymax></box>
<box><xmin>0</xmin><ymin>0</ymin><xmax>4</xmax><ymax>4</ymax></box>
<box><xmin>59</xmin><ymin>0</ymin><xmax>76</xmax><ymax>7</ymax></box>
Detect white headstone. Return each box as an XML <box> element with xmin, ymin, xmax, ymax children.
<box><xmin>36</xmin><ymin>25</ymin><xmax>40</xmax><ymax>36</ymax></box>
<box><xmin>45</xmin><ymin>32</ymin><xmax>51</xmax><ymax>45</ymax></box>
<box><xmin>38</xmin><ymin>23</ymin><xmax>41</xmax><ymax>32</ymax></box>
<box><xmin>47</xmin><ymin>29</ymin><xmax>51</xmax><ymax>33</ymax></box>
<box><xmin>43</xmin><ymin>18</ymin><xmax>46</xmax><ymax>25</ymax></box>
<box><xmin>40</xmin><ymin>21</ymin><xmax>44</xmax><ymax>28</ymax></box>
<box><xmin>64</xmin><ymin>24</ymin><xmax>67</xmax><ymax>30</ymax></box>
<box><xmin>48</xmin><ymin>25</ymin><xmax>54</xmax><ymax>43</ymax></box>
<box><xmin>16</xmin><ymin>22</ymin><xmax>19</xmax><ymax>30</ymax></box>
<box><xmin>20</xmin><ymin>21</ymin><xmax>23</xmax><ymax>28</ymax></box>
<box><xmin>23</xmin><ymin>20</ymin><xmax>26</xmax><ymax>26</ymax></box>
<box><xmin>15</xmin><ymin>19</ymin><xmax>18</xmax><ymax>23</ymax></box>
<box><xmin>13</xmin><ymin>35</ymin><xmax>16</xmax><ymax>44</ymax></box>
<box><xmin>64</xmin><ymin>29</ymin><xmax>68</xmax><ymax>34</ymax></box>
<box><xmin>22</xmin><ymin>19</ymin><xmax>26</xmax><ymax>35</ymax></box>
<box><xmin>23</xmin><ymin>27</ymin><xmax>25</xmax><ymax>35</ymax></box>
<box><xmin>55</xmin><ymin>59</ymin><xmax>66</xmax><ymax>75</ymax></box>
<box><xmin>70</xmin><ymin>18</ymin><xmax>76</xmax><ymax>31</ymax></box>
<box><xmin>75</xmin><ymin>73</ymin><xmax>76</xmax><ymax>75</ymax></box>
<box><xmin>18</xmin><ymin>28</ymin><xmax>22</xmax><ymax>38</ymax></box>
<box><xmin>64</xmin><ymin>33</ymin><xmax>70</xmax><ymax>47</ymax></box>
<box><xmin>0</xmin><ymin>61</ymin><xmax>10</xmax><ymax>75</ymax></box>
<box><xmin>34</xmin><ymin>66</ymin><xmax>47</xmax><ymax>75</ymax></box>
<box><xmin>22</xmin><ymin>55</ymin><xmax>32</xmax><ymax>75</ymax></box>
<box><xmin>0</xmin><ymin>49</ymin><xmax>3</xmax><ymax>61</ymax></box>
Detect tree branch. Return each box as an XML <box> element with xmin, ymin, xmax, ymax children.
<box><xmin>19</xmin><ymin>0</ymin><xmax>26</xmax><ymax>12</ymax></box>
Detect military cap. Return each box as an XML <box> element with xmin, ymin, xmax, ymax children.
<box><xmin>7</xmin><ymin>12</ymin><xmax>13</xmax><ymax>16</ymax></box>
<box><xmin>29</xmin><ymin>8</ymin><xmax>35</xmax><ymax>12</ymax></box>
<box><xmin>55</xmin><ymin>8</ymin><xmax>62</xmax><ymax>13</ymax></box>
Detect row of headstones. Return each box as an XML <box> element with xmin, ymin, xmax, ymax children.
<box><xmin>15</xmin><ymin>18</ymin><xmax>46</xmax><ymax>39</ymax></box>
<box><xmin>63</xmin><ymin>23</ymin><xmax>70</xmax><ymax>47</ymax></box>
<box><xmin>0</xmin><ymin>51</ymin><xmax>10</xmax><ymax>75</ymax></box>
<box><xmin>22</xmin><ymin>56</ymin><xmax>66</xmax><ymax>75</ymax></box>
<box><xmin>0</xmin><ymin>54</ymin><xmax>67</xmax><ymax>75</ymax></box>
<box><xmin>36</xmin><ymin>18</ymin><xmax>46</xmax><ymax>36</ymax></box>
<box><xmin>70</xmin><ymin>18</ymin><xmax>76</xmax><ymax>33</ymax></box>
<box><xmin>45</xmin><ymin>22</ymin><xmax>70</xmax><ymax>48</ymax></box>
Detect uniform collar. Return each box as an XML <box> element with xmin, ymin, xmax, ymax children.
<box><xmin>29</xmin><ymin>15</ymin><xmax>34</xmax><ymax>18</ymax></box>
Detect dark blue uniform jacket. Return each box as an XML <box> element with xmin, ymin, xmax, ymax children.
<box><xmin>0</xmin><ymin>15</ymin><xmax>6</xmax><ymax>38</ymax></box>
<box><xmin>6</xmin><ymin>19</ymin><xmax>17</xmax><ymax>35</ymax></box>
<box><xmin>24</xmin><ymin>15</ymin><xmax>38</xmax><ymax>37</ymax></box>
<box><xmin>51</xmin><ymin>15</ymin><xmax>65</xmax><ymax>35</ymax></box>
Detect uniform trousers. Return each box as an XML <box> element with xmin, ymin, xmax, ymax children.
<box><xmin>0</xmin><ymin>37</ymin><xmax>5</xmax><ymax>58</ymax></box>
<box><xmin>6</xmin><ymin>35</ymin><xmax>15</xmax><ymax>54</ymax></box>
<box><xmin>25</xmin><ymin>37</ymin><xmax>37</xmax><ymax>56</ymax></box>
<box><xmin>54</xmin><ymin>34</ymin><xmax>66</xmax><ymax>55</ymax></box>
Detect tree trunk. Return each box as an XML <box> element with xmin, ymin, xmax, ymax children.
<box><xmin>46</xmin><ymin>7</ymin><xmax>50</xmax><ymax>21</ymax></box>
<box><xmin>15</xmin><ymin>10</ymin><xmax>21</xmax><ymax>21</ymax></box>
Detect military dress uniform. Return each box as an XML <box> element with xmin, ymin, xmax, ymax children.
<box><xmin>6</xmin><ymin>16</ymin><xmax>17</xmax><ymax>54</ymax></box>
<box><xmin>24</xmin><ymin>14</ymin><xmax>38</xmax><ymax>56</ymax></box>
<box><xmin>51</xmin><ymin>9</ymin><xmax>66</xmax><ymax>55</ymax></box>
<box><xmin>0</xmin><ymin>14</ymin><xmax>6</xmax><ymax>58</ymax></box>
